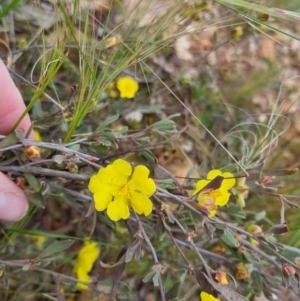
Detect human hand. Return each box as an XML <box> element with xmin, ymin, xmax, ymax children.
<box><xmin>0</xmin><ymin>59</ymin><xmax>34</xmax><ymax>222</ymax></box>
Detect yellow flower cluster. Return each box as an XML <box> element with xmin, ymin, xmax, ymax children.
<box><xmin>194</xmin><ymin>169</ymin><xmax>236</xmax><ymax>216</ymax></box>
<box><xmin>116</xmin><ymin>77</ymin><xmax>139</xmax><ymax>98</ymax></box>
<box><xmin>74</xmin><ymin>240</ymin><xmax>100</xmax><ymax>291</ymax></box>
<box><xmin>88</xmin><ymin>159</ymin><xmax>156</xmax><ymax>221</ymax></box>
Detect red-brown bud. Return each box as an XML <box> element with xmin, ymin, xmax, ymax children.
<box><xmin>282</xmin><ymin>264</ymin><xmax>296</xmax><ymax>277</ymax></box>
<box><xmin>214</xmin><ymin>271</ymin><xmax>228</xmax><ymax>286</ymax></box>
<box><xmin>247</xmin><ymin>224</ymin><xmax>263</xmax><ymax>235</ymax></box>
<box><xmin>25</xmin><ymin>145</ymin><xmax>40</xmax><ymax>159</ymax></box>
<box><xmin>15</xmin><ymin>177</ymin><xmax>27</xmax><ymax>189</ymax></box>
<box><xmin>260</xmin><ymin>176</ymin><xmax>273</xmax><ymax>186</ymax></box>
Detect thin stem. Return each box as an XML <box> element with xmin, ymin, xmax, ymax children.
<box><xmin>0</xmin><ymin>259</ymin><xmax>107</xmax><ymax>294</ymax></box>
<box><xmin>133</xmin><ymin>212</ymin><xmax>165</xmax><ymax>301</ymax></box>
<box><xmin>0</xmin><ymin>165</ymin><xmax>89</xmax><ymax>181</ymax></box>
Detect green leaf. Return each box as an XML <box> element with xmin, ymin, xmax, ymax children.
<box><xmin>220</xmin><ymin>229</ymin><xmax>239</xmax><ymax>248</ymax></box>
<box><xmin>67</xmin><ymin>144</ymin><xmax>80</xmax><ymax>151</ymax></box>
<box><xmin>139</xmin><ymin>104</ymin><xmax>165</xmax><ymax>113</ymax></box>
<box><xmin>100</xmin><ymin>130</ymin><xmax>116</xmax><ymax>139</ymax></box>
<box><xmin>118</xmin><ymin>126</ymin><xmax>128</xmax><ymax>134</ymax></box>
<box><xmin>142</xmin><ymin>271</ymin><xmax>156</xmax><ymax>283</ymax></box>
<box><xmin>0</xmin><ymin>131</ymin><xmax>19</xmax><ymax>149</ymax></box>
<box><xmin>22</xmin><ymin>264</ymin><xmax>31</xmax><ymax>271</ymax></box>
<box><xmin>221</xmin><ymin>205</ymin><xmax>246</xmax><ymax>219</ymax></box>
<box><xmin>96</xmin><ymin>114</ymin><xmax>119</xmax><ymax>132</ymax></box>
<box><xmin>117</xmin><ymin>281</ymin><xmax>131</xmax><ymax>298</ymax></box>
<box><xmin>100</xmin><ymin>139</ymin><xmax>112</xmax><ymax>147</ymax></box>
<box><xmin>125</xmin><ymin>240</ymin><xmax>141</xmax><ymax>262</ymax></box>
<box><xmin>254</xmin><ymin>211</ymin><xmax>266</xmax><ymax>222</ymax></box>
<box><xmin>24</xmin><ymin>173</ymin><xmax>40</xmax><ymax>192</ymax></box>
<box><xmin>152</xmin><ymin>272</ymin><xmax>160</xmax><ymax>286</ymax></box>
<box><xmin>0</xmin><ymin>0</ymin><xmax>23</xmax><ymax>18</ymax></box>
<box><xmin>151</xmin><ymin>119</ymin><xmax>176</xmax><ymax>131</ymax></box>
<box><xmin>38</xmin><ymin>239</ymin><xmax>74</xmax><ymax>258</ymax></box>
<box><xmin>38</xmin><ymin>260</ymin><xmax>51</xmax><ymax>268</ymax></box>
<box><xmin>141</xmin><ymin>150</ymin><xmax>156</xmax><ymax>163</ymax></box>
<box><xmin>100</xmin><ymin>256</ymin><xmax>125</xmax><ymax>268</ymax></box>
<box><xmin>165</xmin><ymin>281</ymin><xmax>182</xmax><ymax>300</ymax></box>
<box><xmin>252</xmin><ymin>271</ymin><xmax>263</xmax><ymax>296</ymax></box>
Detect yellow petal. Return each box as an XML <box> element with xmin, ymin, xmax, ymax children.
<box><xmin>34</xmin><ymin>130</ymin><xmax>42</xmax><ymax>141</ymax></box>
<box><xmin>75</xmin><ymin>268</ymin><xmax>90</xmax><ymax>290</ymax></box>
<box><xmin>131</xmin><ymin>165</ymin><xmax>150</xmax><ymax>179</ymax></box>
<box><xmin>194</xmin><ymin>179</ymin><xmax>210</xmax><ymax>195</ymax></box>
<box><xmin>88</xmin><ymin>174</ymin><xmax>102</xmax><ymax>193</ymax></box>
<box><xmin>97</xmin><ymin>161</ymin><xmax>131</xmax><ymax>187</ymax></box>
<box><xmin>131</xmin><ymin>165</ymin><xmax>156</xmax><ymax>195</ymax></box>
<box><xmin>215</xmin><ymin>189</ymin><xmax>230</xmax><ymax>206</ymax></box>
<box><xmin>209</xmin><ymin>209</ymin><xmax>217</xmax><ymax>217</ymax></box>
<box><xmin>107</xmin><ymin>195</ymin><xmax>130</xmax><ymax>221</ymax></box>
<box><xmin>130</xmin><ymin>191</ymin><xmax>153</xmax><ymax>216</ymax></box>
<box><xmin>89</xmin><ymin>173</ymin><xmax>120</xmax><ymax>196</ymax></box>
<box><xmin>93</xmin><ymin>190</ymin><xmax>113</xmax><ymax>211</ymax></box>
<box><xmin>74</xmin><ymin>241</ymin><xmax>100</xmax><ymax>291</ymax></box>
<box><xmin>200</xmin><ymin>291</ymin><xmax>220</xmax><ymax>301</ymax></box>
<box><xmin>207</xmin><ymin>169</ymin><xmax>222</xmax><ymax>180</ymax></box>
<box><xmin>222</xmin><ymin>172</ymin><xmax>236</xmax><ymax>189</ymax></box>
<box><xmin>112</xmin><ymin>159</ymin><xmax>132</xmax><ymax>176</ymax></box>
<box><xmin>74</xmin><ymin>241</ymin><xmax>100</xmax><ymax>268</ymax></box>
<box><xmin>88</xmin><ymin>173</ymin><xmax>121</xmax><ymax>196</ymax></box>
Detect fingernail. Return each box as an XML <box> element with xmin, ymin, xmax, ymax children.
<box><xmin>0</xmin><ymin>192</ymin><xmax>29</xmax><ymax>222</ymax></box>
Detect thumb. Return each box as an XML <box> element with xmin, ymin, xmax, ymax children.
<box><xmin>0</xmin><ymin>172</ymin><xmax>29</xmax><ymax>222</ymax></box>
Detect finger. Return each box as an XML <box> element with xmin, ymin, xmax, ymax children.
<box><xmin>0</xmin><ymin>60</ymin><xmax>34</xmax><ymax>139</ymax></box>
<box><xmin>0</xmin><ymin>172</ymin><xmax>29</xmax><ymax>222</ymax></box>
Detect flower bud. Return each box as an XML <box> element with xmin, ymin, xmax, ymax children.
<box><xmin>65</xmin><ymin>162</ymin><xmax>78</xmax><ymax>173</ymax></box>
<box><xmin>260</xmin><ymin>176</ymin><xmax>273</xmax><ymax>186</ymax></box>
<box><xmin>232</xmin><ymin>26</ymin><xmax>243</xmax><ymax>39</ymax></box>
<box><xmin>234</xmin><ymin>234</ymin><xmax>243</xmax><ymax>243</ymax></box>
<box><xmin>236</xmin><ymin>263</ymin><xmax>251</xmax><ymax>281</ymax></box>
<box><xmin>214</xmin><ymin>271</ymin><xmax>228</xmax><ymax>286</ymax></box>
<box><xmin>16</xmin><ymin>176</ymin><xmax>27</xmax><ymax>189</ymax></box>
<box><xmin>31</xmin><ymin>236</ymin><xmax>47</xmax><ymax>249</ymax></box>
<box><xmin>212</xmin><ymin>245</ymin><xmax>226</xmax><ymax>255</ymax></box>
<box><xmin>25</xmin><ymin>145</ymin><xmax>40</xmax><ymax>159</ymax></box>
<box><xmin>282</xmin><ymin>264</ymin><xmax>296</xmax><ymax>277</ymax></box>
<box><xmin>258</xmin><ymin>14</ymin><xmax>269</xmax><ymax>22</ymax></box>
<box><xmin>108</xmin><ymin>90</ymin><xmax>118</xmax><ymax>99</ymax></box>
<box><xmin>249</xmin><ymin>238</ymin><xmax>260</xmax><ymax>247</ymax></box>
<box><xmin>247</xmin><ymin>224</ymin><xmax>263</xmax><ymax>235</ymax></box>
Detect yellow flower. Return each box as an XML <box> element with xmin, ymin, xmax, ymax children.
<box><xmin>116</xmin><ymin>77</ymin><xmax>139</xmax><ymax>98</ymax></box>
<box><xmin>88</xmin><ymin>159</ymin><xmax>156</xmax><ymax>221</ymax></box>
<box><xmin>194</xmin><ymin>169</ymin><xmax>236</xmax><ymax>216</ymax></box>
<box><xmin>200</xmin><ymin>291</ymin><xmax>220</xmax><ymax>301</ymax></box>
<box><xmin>235</xmin><ymin>177</ymin><xmax>249</xmax><ymax>208</ymax></box>
<box><xmin>74</xmin><ymin>240</ymin><xmax>100</xmax><ymax>291</ymax></box>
